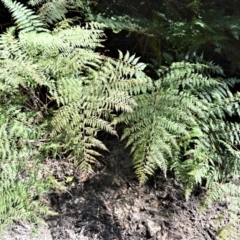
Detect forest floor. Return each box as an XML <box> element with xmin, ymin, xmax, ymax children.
<box><xmin>3</xmin><ymin>138</ymin><xmax>229</xmax><ymax>240</ymax></box>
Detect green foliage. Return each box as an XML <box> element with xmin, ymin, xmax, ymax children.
<box><xmin>0</xmin><ymin>0</ymin><xmax>72</xmax><ymax>232</ymax></box>
<box><xmin>90</xmin><ymin>0</ymin><xmax>240</xmax><ymax>73</ymax></box>
<box><xmin>116</xmin><ymin>61</ymin><xmax>240</xmax><ymax>186</ymax></box>
<box><xmin>50</xmin><ymin>47</ymin><xmax>148</xmax><ymax>173</ymax></box>
<box><xmin>1</xmin><ymin>1</ymin><xmax>240</xmax><ymax>239</ymax></box>
<box><xmin>200</xmin><ymin>182</ymin><xmax>240</xmax><ymax>239</ymax></box>
<box><xmin>0</xmin><ymin>0</ymin><xmax>149</xmax><ymax>231</ymax></box>
<box><xmin>1</xmin><ymin>0</ymin><xmax>46</xmax><ymax>32</ymax></box>
<box><xmin>115</xmin><ymin>60</ymin><xmax>240</xmax><ymax>239</ymax></box>
<box><xmin>1</xmin><ymin>0</ymin><xmax>88</xmax><ymax>32</ymax></box>
<box><xmin>0</xmin><ymin>107</ymin><xmax>56</xmax><ymax>231</ymax></box>
<box><xmin>0</xmin><ymin>7</ymin><xmax>56</xmax><ymax>229</ymax></box>
<box><xmin>29</xmin><ymin>0</ymin><xmax>71</xmax><ymax>25</ymax></box>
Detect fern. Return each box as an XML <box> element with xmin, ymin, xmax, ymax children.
<box><xmin>0</xmin><ymin>15</ymin><xmax>57</xmax><ymax>226</ymax></box>
<box><xmin>113</xmin><ymin>59</ymin><xmax>240</xmax><ymax>239</ymax></box>
<box><xmin>1</xmin><ymin>0</ymin><xmax>46</xmax><ymax>32</ymax></box>
<box><xmin>50</xmin><ymin>50</ymin><xmax>149</xmax><ymax>174</ymax></box>
<box><xmin>200</xmin><ymin>182</ymin><xmax>240</xmax><ymax>239</ymax></box>
<box><xmin>0</xmin><ymin>1</ymin><xmax>150</xmax><ymax>180</ymax></box>
<box><xmin>90</xmin><ymin>0</ymin><xmax>240</xmax><ymax>71</ymax></box>
<box><xmin>2</xmin><ymin>1</ymin><xmax>240</xmax><ymax>239</ymax></box>
<box><xmin>33</xmin><ymin>0</ymin><xmax>70</xmax><ymax>25</ymax></box>
<box><xmin>28</xmin><ymin>0</ymin><xmax>93</xmax><ymax>25</ymax></box>
<box><xmin>0</xmin><ymin>106</ymin><xmax>56</xmax><ymax>232</ymax></box>
<box><xmin>116</xmin><ymin>62</ymin><xmax>222</xmax><ymax>183</ymax></box>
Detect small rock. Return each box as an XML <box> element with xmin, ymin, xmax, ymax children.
<box><xmin>132</xmin><ymin>205</ymin><xmax>139</xmax><ymax>212</ymax></box>
<box><xmin>145</xmin><ymin>219</ymin><xmax>161</xmax><ymax>237</ymax></box>
<box><xmin>150</xmin><ymin>200</ymin><xmax>159</xmax><ymax>208</ymax></box>
<box><xmin>66</xmin><ymin>229</ymin><xmax>77</xmax><ymax>240</ymax></box>
<box><xmin>73</xmin><ymin>198</ymin><xmax>80</xmax><ymax>204</ymax></box>
<box><xmin>128</xmin><ymin>212</ymin><xmax>141</xmax><ymax>222</ymax></box>
<box><xmin>140</xmin><ymin>205</ymin><xmax>146</xmax><ymax>211</ymax></box>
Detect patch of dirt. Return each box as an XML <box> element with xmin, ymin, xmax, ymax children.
<box><xmin>2</xmin><ymin>139</ymin><xmax>227</xmax><ymax>239</ymax></box>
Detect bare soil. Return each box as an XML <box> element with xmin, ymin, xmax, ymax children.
<box><xmin>2</xmin><ymin>139</ymin><xmax>228</xmax><ymax>240</ymax></box>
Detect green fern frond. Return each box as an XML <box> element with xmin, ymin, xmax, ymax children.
<box><xmin>0</xmin><ymin>12</ymin><xmax>150</xmax><ymax>178</ymax></box>
<box><xmin>36</xmin><ymin>0</ymin><xmax>69</xmax><ymax>25</ymax></box>
<box><xmin>118</xmin><ymin>90</ymin><xmax>196</xmax><ymax>183</ymax></box>
<box><xmin>117</xmin><ymin>60</ymin><xmax>240</xmax><ymax>191</ymax></box>
<box><xmin>2</xmin><ymin>2</ymin><xmax>240</xmax><ymax>237</ymax></box>
<box><xmin>0</xmin><ymin>106</ymin><xmax>56</xmax><ymax>231</ymax></box>
<box><xmin>28</xmin><ymin>0</ymin><xmax>46</xmax><ymax>5</ymax></box>
<box><xmin>50</xmin><ymin>50</ymin><xmax>148</xmax><ymax>174</ymax></box>
<box><xmin>1</xmin><ymin>0</ymin><xmax>46</xmax><ymax>32</ymax></box>
<box><xmin>199</xmin><ymin>182</ymin><xmax>240</xmax><ymax>239</ymax></box>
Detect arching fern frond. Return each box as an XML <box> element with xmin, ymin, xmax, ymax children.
<box><xmin>1</xmin><ymin>0</ymin><xmax>46</xmax><ymax>32</ymax></box>
<box><xmin>50</xmin><ymin>50</ymin><xmax>149</xmax><ymax>174</ymax></box>
<box><xmin>116</xmin><ymin>60</ymin><xmax>240</xmax><ymax>192</ymax></box>
<box><xmin>116</xmin><ymin>61</ymin><xmax>226</xmax><ymax>184</ymax></box>
<box><xmin>35</xmin><ymin>0</ymin><xmax>70</xmax><ymax>25</ymax></box>
<box><xmin>0</xmin><ymin>12</ymin><xmax>150</xmax><ymax>177</ymax></box>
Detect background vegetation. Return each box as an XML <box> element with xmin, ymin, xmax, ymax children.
<box><xmin>0</xmin><ymin>0</ymin><xmax>240</xmax><ymax>239</ymax></box>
